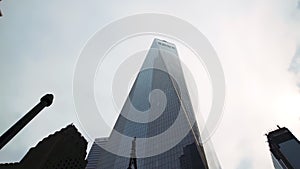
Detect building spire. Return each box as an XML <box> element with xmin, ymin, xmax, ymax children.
<box><xmin>127</xmin><ymin>137</ymin><xmax>137</xmax><ymax>169</ymax></box>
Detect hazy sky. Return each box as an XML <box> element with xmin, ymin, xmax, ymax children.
<box><xmin>1</xmin><ymin>0</ymin><xmax>300</xmax><ymax>168</ymax></box>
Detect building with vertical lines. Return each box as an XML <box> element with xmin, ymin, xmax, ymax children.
<box><xmin>86</xmin><ymin>38</ymin><xmax>213</xmax><ymax>169</ymax></box>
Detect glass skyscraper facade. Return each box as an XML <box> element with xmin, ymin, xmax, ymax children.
<box><xmin>86</xmin><ymin>137</ymin><xmax>108</xmax><ymax>169</ymax></box>
<box><xmin>86</xmin><ymin>38</ymin><xmax>212</xmax><ymax>169</ymax></box>
<box><xmin>267</xmin><ymin>126</ymin><xmax>300</xmax><ymax>169</ymax></box>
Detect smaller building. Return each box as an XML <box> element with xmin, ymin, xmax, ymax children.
<box><xmin>0</xmin><ymin>124</ymin><xmax>87</xmax><ymax>169</ymax></box>
<box><xmin>85</xmin><ymin>137</ymin><xmax>108</xmax><ymax>169</ymax></box>
<box><xmin>266</xmin><ymin>126</ymin><xmax>300</xmax><ymax>169</ymax></box>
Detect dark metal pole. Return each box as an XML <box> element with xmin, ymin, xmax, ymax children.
<box><xmin>0</xmin><ymin>0</ymin><xmax>2</xmax><ymax>17</ymax></box>
<box><xmin>0</xmin><ymin>94</ymin><xmax>54</xmax><ymax>150</ymax></box>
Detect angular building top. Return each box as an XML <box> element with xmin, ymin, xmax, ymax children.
<box><xmin>266</xmin><ymin>126</ymin><xmax>300</xmax><ymax>169</ymax></box>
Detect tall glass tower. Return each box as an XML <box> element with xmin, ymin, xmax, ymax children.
<box><xmin>266</xmin><ymin>126</ymin><xmax>300</xmax><ymax>169</ymax></box>
<box><xmin>87</xmin><ymin>38</ymin><xmax>211</xmax><ymax>169</ymax></box>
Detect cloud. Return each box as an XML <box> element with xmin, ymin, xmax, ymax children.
<box><xmin>1</xmin><ymin>0</ymin><xmax>300</xmax><ymax>168</ymax></box>
<box><xmin>236</xmin><ymin>157</ymin><xmax>253</xmax><ymax>169</ymax></box>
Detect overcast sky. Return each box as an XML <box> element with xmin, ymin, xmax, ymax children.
<box><xmin>1</xmin><ymin>0</ymin><xmax>300</xmax><ymax>168</ymax></box>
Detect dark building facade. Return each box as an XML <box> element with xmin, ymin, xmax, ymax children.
<box><xmin>267</xmin><ymin>126</ymin><xmax>300</xmax><ymax>169</ymax></box>
<box><xmin>86</xmin><ymin>39</ymin><xmax>214</xmax><ymax>169</ymax></box>
<box><xmin>0</xmin><ymin>124</ymin><xmax>87</xmax><ymax>169</ymax></box>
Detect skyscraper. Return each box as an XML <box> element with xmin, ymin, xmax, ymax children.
<box><xmin>86</xmin><ymin>38</ymin><xmax>213</xmax><ymax>169</ymax></box>
<box><xmin>86</xmin><ymin>137</ymin><xmax>108</xmax><ymax>169</ymax></box>
<box><xmin>266</xmin><ymin>126</ymin><xmax>300</xmax><ymax>169</ymax></box>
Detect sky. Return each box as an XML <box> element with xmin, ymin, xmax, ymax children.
<box><xmin>1</xmin><ymin>0</ymin><xmax>300</xmax><ymax>168</ymax></box>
